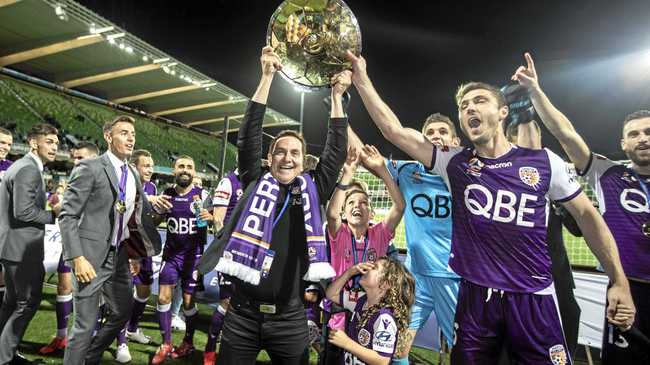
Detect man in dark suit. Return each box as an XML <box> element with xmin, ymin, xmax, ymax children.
<box><xmin>0</xmin><ymin>123</ymin><xmax>60</xmax><ymax>364</ymax></box>
<box><xmin>59</xmin><ymin>115</ymin><xmax>161</xmax><ymax>365</ymax></box>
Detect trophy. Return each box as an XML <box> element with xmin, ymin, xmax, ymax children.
<box><xmin>267</xmin><ymin>0</ymin><xmax>362</xmax><ymax>91</ymax></box>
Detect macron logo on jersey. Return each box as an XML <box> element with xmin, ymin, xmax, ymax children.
<box><xmin>464</xmin><ymin>184</ymin><xmax>537</xmax><ymax>227</ymax></box>
<box><xmin>485</xmin><ymin>161</ymin><xmax>512</xmax><ymax>169</ymax></box>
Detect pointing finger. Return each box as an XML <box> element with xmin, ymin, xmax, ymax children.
<box><xmin>525</xmin><ymin>52</ymin><xmax>536</xmax><ymax>73</ymax></box>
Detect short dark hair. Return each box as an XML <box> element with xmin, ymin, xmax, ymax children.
<box><xmin>623</xmin><ymin>110</ymin><xmax>650</xmax><ymax>128</ymax></box>
<box><xmin>455</xmin><ymin>82</ymin><xmax>506</xmax><ymax>108</ymax></box>
<box><xmin>27</xmin><ymin>123</ymin><xmax>58</xmax><ymax>141</ymax></box>
<box><xmin>174</xmin><ymin>154</ymin><xmax>194</xmax><ymax>166</ymax></box>
<box><xmin>103</xmin><ymin>115</ymin><xmax>135</xmax><ymax>134</ymax></box>
<box><xmin>76</xmin><ymin>141</ymin><xmax>99</xmax><ymax>155</ymax></box>
<box><xmin>421</xmin><ymin>113</ymin><xmax>457</xmax><ymax>138</ymax></box>
<box><xmin>268</xmin><ymin>130</ymin><xmax>306</xmax><ymax>157</ymax></box>
<box><xmin>0</xmin><ymin>127</ymin><xmax>11</xmax><ymax>137</ymax></box>
<box><xmin>130</xmin><ymin>149</ymin><xmax>152</xmax><ymax>165</ymax></box>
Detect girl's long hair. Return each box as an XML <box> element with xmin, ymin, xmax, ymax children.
<box><xmin>358</xmin><ymin>256</ymin><xmax>416</xmax><ymax>355</ymax></box>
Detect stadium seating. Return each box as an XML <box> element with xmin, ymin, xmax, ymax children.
<box><xmin>0</xmin><ymin>75</ymin><xmax>237</xmax><ymax>173</ymax></box>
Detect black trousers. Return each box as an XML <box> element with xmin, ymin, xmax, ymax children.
<box><xmin>0</xmin><ymin>259</ymin><xmax>44</xmax><ymax>363</ymax></box>
<box><xmin>217</xmin><ymin>295</ymin><xmax>310</xmax><ymax>365</ymax></box>
<box><xmin>602</xmin><ymin>279</ymin><xmax>650</xmax><ymax>364</ymax></box>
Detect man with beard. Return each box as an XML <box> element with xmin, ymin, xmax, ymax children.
<box><xmin>60</xmin><ymin>116</ymin><xmax>161</xmax><ymax>365</ymax></box>
<box><xmin>113</xmin><ymin>149</ymin><xmax>158</xmax><ymax>363</ymax></box>
<box><xmin>345</xmin><ymin>50</ymin><xmax>634</xmax><ymax>364</ymax></box>
<box><xmin>0</xmin><ymin>127</ymin><xmax>13</xmax><ymax>310</ymax></box>
<box><xmin>151</xmin><ymin>155</ymin><xmax>213</xmax><ymax>364</ymax></box>
<box><xmin>40</xmin><ymin>141</ymin><xmax>99</xmax><ymax>356</ymax></box>
<box><xmin>0</xmin><ymin>123</ymin><xmax>60</xmax><ymax>364</ymax></box>
<box><xmin>197</xmin><ymin>46</ymin><xmax>347</xmax><ymax>365</ymax></box>
<box><xmin>512</xmin><ymin>52</ymin><xmax>650</xmax><ymax>364</ymax></box>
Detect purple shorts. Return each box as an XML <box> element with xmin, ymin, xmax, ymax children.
<box><xmin>57</xmin><ymin>254</ymin><xmax>71</xmax><ymax>274</ymax></box>
<box><xmin>451</xmin><ymin>279</ymin><xmax>572</xmax><ymax>365</ymax></box>
<box><xmin>133</xmin><ymin>257</ymin><xmax>153</xmax><ymax>286</ymax></box>
<box><xmin>159</xmin><ymin>251</ymin><xmax>201</xmax><ymax>295</ymax></box>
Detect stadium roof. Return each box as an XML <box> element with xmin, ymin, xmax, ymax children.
<box><xmin>0</xmin><ymin>0</ymin><xmax>300</xmax><ymax>135</ymax></box>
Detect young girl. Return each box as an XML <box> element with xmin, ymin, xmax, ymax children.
<box><xmin>326</xmin><ymin>257</ymin><xmax>415</xmax><ymax>365</ymax></box>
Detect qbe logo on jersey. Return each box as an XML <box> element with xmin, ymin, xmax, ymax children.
<box><xmin>620</xmin><ymin>188</ymin><xmax>649</xmax><ymax>214</ymax></box>
<box><xmin>464</xmin><ymin>184</ymin><xmax>538</xmax><ymax>227</ymax></box>
<box><xmin>167</xmin><ymin>217</ymin><xmax>198</xmax><ymax>235</ymax></box>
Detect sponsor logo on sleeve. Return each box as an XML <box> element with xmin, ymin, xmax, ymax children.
<box><xmin>372</xmin><ymin>313</ymin><xmax>397</xmax><ymax>354</ymax></box>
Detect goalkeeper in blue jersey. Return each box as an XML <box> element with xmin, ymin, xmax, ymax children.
<box><xmin>348</xmin><ymin>112</ymin><xmax>461</xmax><ymax>365</ymax></box>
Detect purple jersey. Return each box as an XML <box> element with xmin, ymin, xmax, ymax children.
<box><xmin>0</xmin><ymin>159</ymin><xmax>12</xmax><ymax>181</ymax></box>
<box><xmin>212</xmin><ymin>171</ymin><xmax>243</xmax><ymax>224</ymax></box>
<box><xmin>143</xmin><ymin>181</ymin><xmax>157</xmax><ymax>196</ymax></box>
<box><xmin>434</xmin><ymin>145</ymin><xmax>581</xmax><ymax>293</ymax></box>
<box><xmin>163</xmin><ymin>186</ymin><xmax>209</xmax><ymax>256</ymax></box>
<box><xmin>580</xmin><ymin>153</ymin><xmax>650</xmax><ymax>281</ymax></box>
<box><xmin>345</xmin><ymin>295</ymin><xmax>398</xmax><ymax>364</ymax></box>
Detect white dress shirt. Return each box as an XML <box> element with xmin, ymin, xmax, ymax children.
<box><xmin>107</xmin><ymin>151</ymin><xmax>136</xmax><ymax>246</ymax></box>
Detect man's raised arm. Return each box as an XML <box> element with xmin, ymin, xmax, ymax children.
<box><xmin>346</xmin><ymin>51</ymin><xmax>435</xmax><ymax>168</ymax></box>
<box><xmin>512</xmin><ymin>52</ymin><xmax>591</xmax><ymax>171</ymax></box>
<box><xmin>237</xmin><ymin>46</ymin><xmax>283</xmax><ymax>187</ymax></box>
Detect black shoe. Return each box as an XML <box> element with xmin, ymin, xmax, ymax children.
<box><xmin>9</xmin><ymin>352</ymin><xmax>33</xmax><ymax>365</ymax></box>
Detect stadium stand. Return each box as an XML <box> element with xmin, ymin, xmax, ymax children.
<box><xmin>0</xmin><ymin>75</ymin><xmax>238</xmax><ymax>174</ymax></box>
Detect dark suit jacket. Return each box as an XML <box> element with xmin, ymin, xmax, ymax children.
<box><xmin>59</xmin><ymin>153</ymin><xmax>161</xmax><ymax>271</ymax></box>
<box><xmin>0</xmin><ymin>154</ymin><xmax>55</xmax><ymax>263</ymax></box>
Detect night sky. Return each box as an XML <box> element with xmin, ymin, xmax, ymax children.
<box><xmin>78</xmin><ymin>0</ymin><xmax>650</xmax><ymax>161</ymax></box>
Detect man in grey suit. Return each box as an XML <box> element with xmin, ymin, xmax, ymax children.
<box><xmin>59</xmin><ymin>115</ymin><xmax>161</xmax><ymax>365</ymax></box>
<box><xmin>0</xmin><ymin>123</ymin><xmax>60</xmax><ymax>364</ymax></box>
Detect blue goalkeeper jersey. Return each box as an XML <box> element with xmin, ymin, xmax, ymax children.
<box><xmin>386</xmin><ymin>159</ymin><xmax>458</xmax><ymax>278</ymax></box>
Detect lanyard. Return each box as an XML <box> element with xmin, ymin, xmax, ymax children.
<box><xmin>272</xmin><ymin>193</ymin><xmax>291</xmax><ymax>230</ymax></box>
<box><xmin>629</xmin><ymin>169</ymin><xmax>650</xmax><ymax>206</ymax></box>
<box><xmin>349</xmin><ymin>232</ymin><xmax>369</xmax><ymax>289</ymax></box>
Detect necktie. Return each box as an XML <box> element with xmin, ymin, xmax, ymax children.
<box><xmin>116</xmin><ymin>164</ymin><xmax>128</xmax><ymax>246</ymax></box>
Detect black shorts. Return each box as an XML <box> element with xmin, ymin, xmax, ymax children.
<box><xmin>602</xmin><ymin>279</ymin><xmax>650</xmax><ymax>364</ymax></box>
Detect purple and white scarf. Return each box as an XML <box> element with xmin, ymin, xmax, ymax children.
<box><xmin>216</xmin><ymin>172</ymin><xmax>335</xmax><ymax>285</ymax></box>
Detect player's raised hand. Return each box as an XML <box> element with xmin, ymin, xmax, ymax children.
<box><xmin>360</xmin><ymin>144</ymin><xmax>385</xmax><ymax>173</ymax></box>
<box><xmin>331</xmin><ymin>70</ymin><xmax>352</xmax><ymax>97</ymax></box>
<box><xmin>346</xmin><ymin>50</ymin><xmax>368</xmax><ymax>85</ymax></box>
<box><xmin>512</xmin><ymin>52</ymin><xmax>539</xmax><ymax>91</ymax></box>
<box><xmin>260</xmin><ymin>46</ymin><xmax>282</xmax><ymax>76</ymax></box>
<box><xmin>342</xmin><ymin>146</ymin><xmax>360</xmax><ymax>177</ymax></box>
